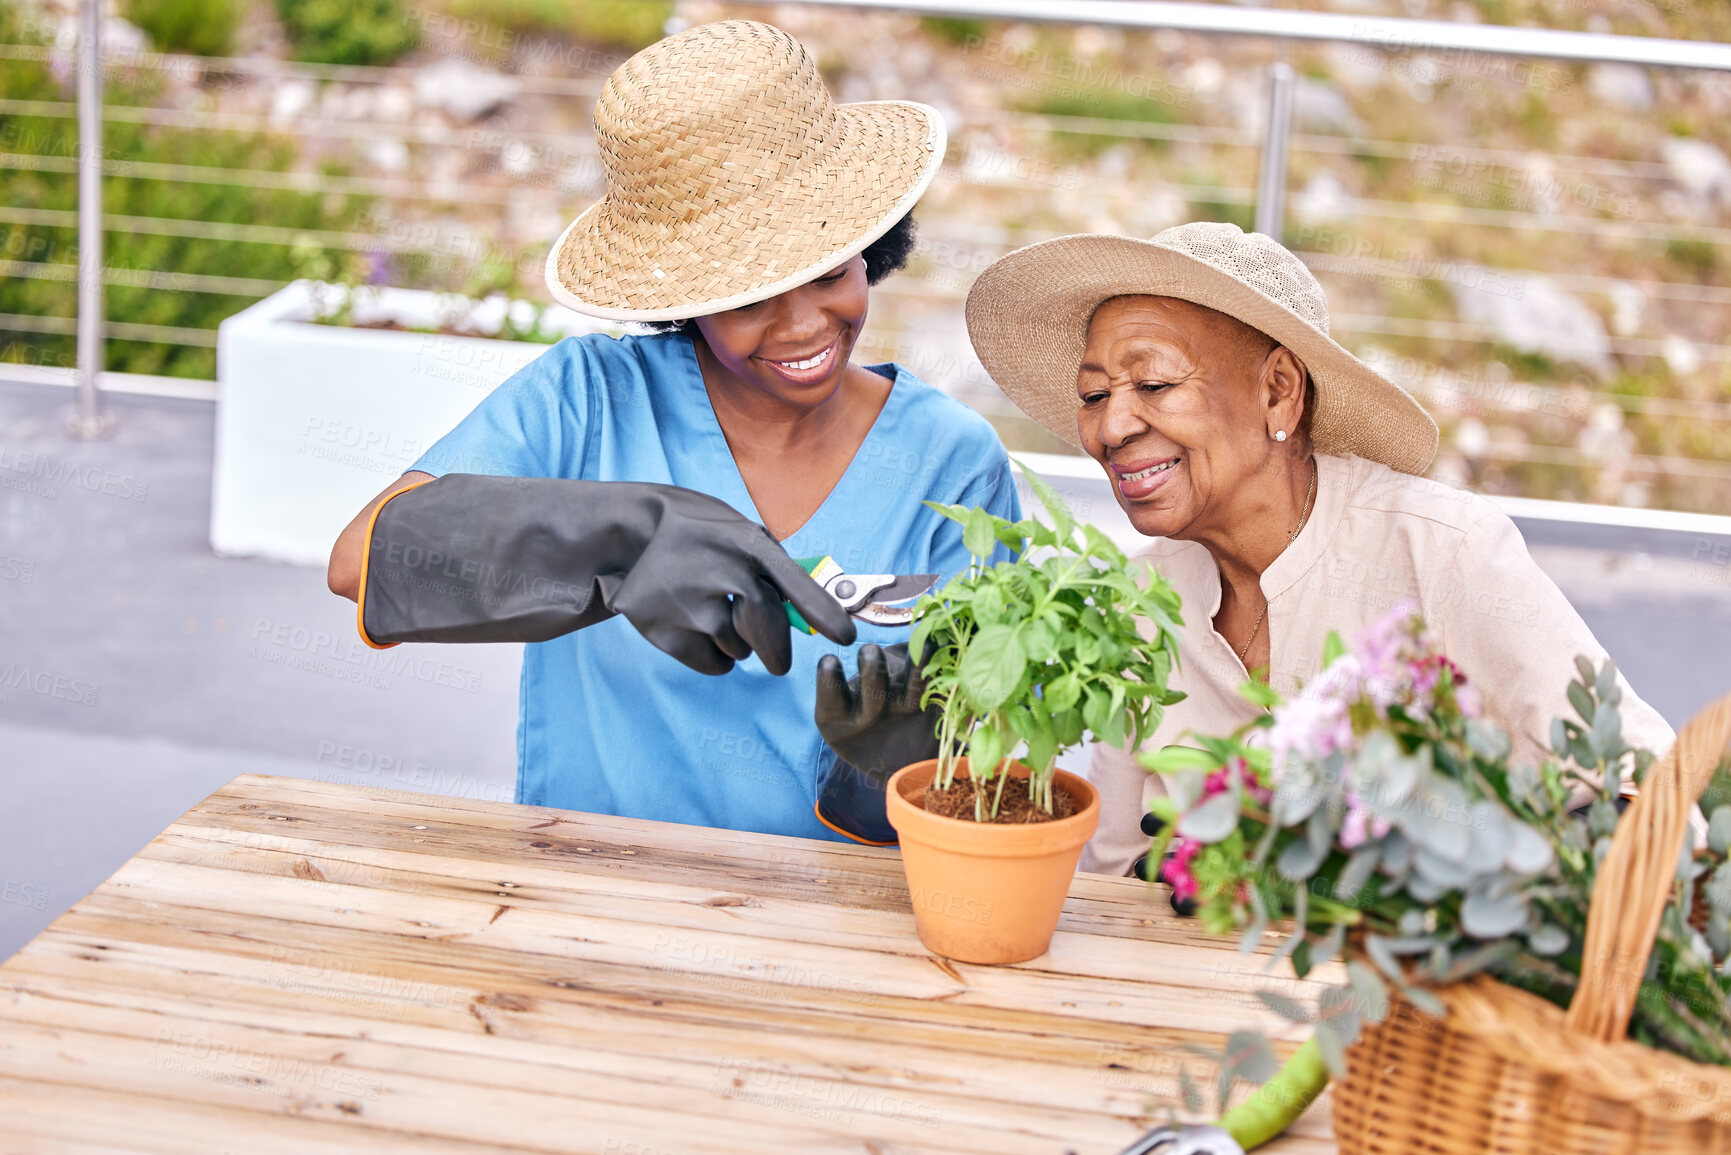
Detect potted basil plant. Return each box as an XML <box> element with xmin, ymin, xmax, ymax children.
<box><xmin>885</xmin><ymin>466</ymin><xmax>1187</xmax><ymax>964</ymax></box>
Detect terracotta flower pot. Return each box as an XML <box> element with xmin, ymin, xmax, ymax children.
<box><xmin>885</xmin><ymin>758</ymin><xmax>1100</xmax><ymax>965</ymax></box>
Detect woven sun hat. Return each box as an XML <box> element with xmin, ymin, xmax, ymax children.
<box><xmin>544</xmin><ymin>20</ymin><xmax>946</xmax><ymax>323</ymax></box>
<box><xmin>965</xmin><ymin>221</ymin><xmax>1439</xmax><ymax>476</ymax></box>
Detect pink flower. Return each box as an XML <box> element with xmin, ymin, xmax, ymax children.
<box><xmin>1266</xmin><ymin>691</ymin><xmax>1353</xmax><ymax>777</ymax></box>
<box><xmin>1161</xmin><ymin>838</ymin><xmax>1201</xmax><ymax>902</ymax></box>
<box><xmin>1204</xmin><ymin>758</ymin><xmax>1271</xmax><ymax>806</ymax></box>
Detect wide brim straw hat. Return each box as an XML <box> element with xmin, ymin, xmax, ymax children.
<box><xmin>965</xmin><ymin>222</ymin><xmax>1439</xmax><ymax>476</ymax></box>
<box><xmin>546</xmin><ymin>20</ymin><xmax>946</xmax><ymax>323</ymax></box>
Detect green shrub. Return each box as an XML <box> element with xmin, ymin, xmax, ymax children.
<box><xmin>124</xmin><ymin>0</ymin><xmax>243</xmax><ymax>56</ymax></box>
<box><xmin>444</xmin><ymin>0</ymin><xmax>668</xmax><ymax>49</ymax></box>
<box><xmin>276</xmin><ymin>0</ymin><xmax>419</xmax><ymax>65</ymax></box>
<box><xmin>569</xmin><ymin>0</ymin><xmax>668</xmax><ymax>49</ymax></box>
<box><xmin>0</xmin><ymin>11</ymin><xmax>369</xmax><ymax>378</ymax></box>
<box><xmin>1018</xmin><ymin>88</ymin><xmax>1179</xmax><ymax>156</ymax></box>
<box><xmin>921</xmin><ymin>16</ymin><xmax>988</xmax><ymax>45</ymax></box>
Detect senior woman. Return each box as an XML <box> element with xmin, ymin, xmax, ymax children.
<box><xmin>326</xmin><ymin>21</ymin><xmax>1017</xmax><ymax>845</ymax></box>
<box><xmin>963</xmin><ymin>222</ymin><xmax>1673</xmax><ymax>877</ymax></box>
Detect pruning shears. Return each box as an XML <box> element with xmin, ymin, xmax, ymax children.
<box><xmin>785</xmin><ymin>556</ymin><xmax>937</xmax><ymax>635</ymax></box>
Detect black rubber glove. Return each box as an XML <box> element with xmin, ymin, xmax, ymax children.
<box><xmin>362</xmin><ymin>474</ymin><xmax>855</xmax><ymax>675</ymax></box>
<box><xmin>813</xmin><ymin>643</ymin><xmax>941</xmax><ymax>844</ymax></box>
<box><xmin>1134</xmin><ymin>811</ymin><xmax>1196</xmax><ymax>917</ymax></box>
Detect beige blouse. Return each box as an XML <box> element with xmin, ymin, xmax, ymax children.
<box><xmin>1080</xmin><ymin>452</ymin><xmax>1676</xmax><ymax>877</ymax></box>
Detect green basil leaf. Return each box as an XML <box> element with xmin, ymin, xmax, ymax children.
<box><xmin>958</xmin><ymin>624</ymin><xmax>1026</xmax><ymax>711</ymax></box>
<box><xmin>968</xmin><ymin>723</ymin><xmax>1005</xmax><ymax>777</ymax></box>
<box><xmin>962</xmin><ymin>506</ymin><xmax>999</xmax><ymax>560</ymax></box>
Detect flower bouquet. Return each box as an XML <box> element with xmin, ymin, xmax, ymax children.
<box><xmin>1140</xmin><ymin>601</ymin><xmax>1731</xmax><ymax>1151</ymax></box>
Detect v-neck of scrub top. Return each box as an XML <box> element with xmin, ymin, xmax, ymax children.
<box><xmin>669</xmin><ymin>333</ymin><xmax>900</xmax><ymax>554</ymax></box>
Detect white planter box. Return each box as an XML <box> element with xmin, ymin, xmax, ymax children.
<box><xmin>212</xmin><ymin>281</ymin><xmax>616</xmax><ymax>566</ymax></box>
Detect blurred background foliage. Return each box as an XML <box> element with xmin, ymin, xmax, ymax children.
<box><xmin>442</xmin><ymin>0</ymin><xmax>670</xmax><ymax>49</ymax></box>
<box><xmin>122</xmin><ymin>0</ymin><xmax>242</xmax><ymax>57</ymax></box>
<box><xmin>276</xmin><ymin>0</ymin><xmax>420</xmax><ymax>65</ymax></box>
<box><xmin>0</xmin><ymin>7</ymin><xmax>366</xmax><ymax>378</ymax></box>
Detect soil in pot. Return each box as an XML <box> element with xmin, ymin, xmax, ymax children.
<box><xmin>922</xmin><ymin>778</ymin><xmax>1081</xmax><ymax>823</ymax></box>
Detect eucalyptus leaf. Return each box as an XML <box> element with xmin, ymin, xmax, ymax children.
<box><xmin>1273</xmin><ymin>780</ymin><xmax>1325</xmax><ymax>827</ymax></box>
<box><xmin>1380</xmin><ymin>829</ymin><xmax>1414</xmax><ymax>880</ymax></box>
<box><xmin>1566</xmin><ymin>680</ymin><xmax>1595</xmax><ymax>725</ymax></box>
<box><xmin>1239</xmin><ymin>887</ymin><xmax>1270</xmax><ymax>955</ymax></box>
<box><xmin>1550</xmin><ymin>717</ymin><xmax>1571</xmax><ymax>759</ymax></box>
<box><xmin>1442</xmin><ymin>938</ymin><xmax>1521</xmax><ymax>981</ymax></box>
<box><xmin>1345</xmin><ymin>961</ymin><xmax>1389</xmax><ymax>1023</ymax></box>
<box><xmin>1461</xmin><ymin>887</ymin><xmax>1530</xmax><ymax>939</ymax></box>
<box><xmin>1277</xmin><ymin>834</ymin><xmax>1330</xmax><ymax>881</ymax></box>
<box><xmin>1168</xmin><ymin>770</ymin><xmax>1205</xmax><ymax>814</ymax></box>
<box><xmin>1464</xmin><ymin>718</ymin><xmax>1511</xmax><ymax>762</ymax></box>
<box><xmin>1573</xmin><ymin>654</ymin><xmax>1597</xmax><ymax>688</ymax></box>
<box><xmin>1467</xmin><ymin>802</ymin><xmax>1508</xmax><ymax>865</ymax></box>
<box><xmin>1595</xmin><ymin>658</ymin><xmax>1619</xmax><ymax>700</ymax></box>
<box><xmin>1504</xmin><ymin>822</ymin><xmax>1555</xmax><ymax>875</ymax></box>
<box><xmin>1592</xmin><ymin>696</ymin><xmax>1622</xmax><ymax>750</ymax></box>
<box><xmin>1270</xmin><ymin>887</ymin><xmax>1311</xmax><ymax>967</ymax></box>
<box><xmin>1313</xmin><ymin>1017</ymin><xmax>1348</xmax><ymax>1079</ymax></box>
<box><xmin>1709</xmin><ymin>806</ymin><xmax>1731</xmax><ymax>857</ymax></box>
<box><xmin>1337</xmin><ymin>845</ymin><xmax>1381</xmax><ymax>899</ymax></box>
<box><xmin>1528</xmin><ymin>923</ymin><xmax>1570</xmax><ymax>956</ymax></box>
<box><xmin>1414</xmin><ymin>787</ymin><xmax>1472</xmax><ymax>862</ymax></box>
<box><xmin>1365</xmin><ymin>935</ymin><xmax>1408</xmax><ymax>986</ymax></box>
<box><xmin>1256</xmin><ymin>989</ymin><xmax>1313</xmax><ymax>1023</ymax></box>
<box><xmin>1178</xmin><ymin>1065</ymin><xmax>1204</xmax><ymax>1115</ymax></box>
<box><xmin>1225</xmin><ymin>1030</ymin><xmax>1281</xmax><ymax>1084</ymax></box>
<box><xmin>1311</xmin><ymin>923</ymin><xmax>1347</xmax><ymax>969</ymax></box>
<box><xmin>1412</xmin><ymin>846</ymin><xmax>1473</xmax><ymax>889</ymax></box>
<box><xmin>1178</xmin><ymin>790</ymin><xmax>1242</xmax><ymax>843</ymax></box>
<box><xmin>1402</xmin><ymin>986</ymin><xmax>1447</xmax><ymax>1017</ymax></box>
<box><xmin>1307</xmin><ymin>806</ymin><xmax>1337</xmax><ymax>856</ymax></box>
<box><xmin>1404</xmin><ymin>872</ymin><xmax>1446</xmax><ymax>904</ymax></box>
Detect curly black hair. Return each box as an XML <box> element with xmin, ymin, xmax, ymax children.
<box><xmin>640</xmin><ymin>212</ymin><xmax>916</xmax><ymax>334</ymax></box>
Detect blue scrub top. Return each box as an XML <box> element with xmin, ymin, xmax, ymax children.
<box><xmin>410</xmin><ymin>331</ymin><xmax>1020</xmax><ymax>841</ymax></box>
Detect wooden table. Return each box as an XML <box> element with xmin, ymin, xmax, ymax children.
<box><xmin>0</xmin><ymin>774</ymin><xmax>1336</xmax><ymax>1153</ymax></box>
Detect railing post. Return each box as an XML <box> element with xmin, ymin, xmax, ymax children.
<box><xmin>1253</xmin><ymin>60</ymin><xmax>1294</xmax><ymax>240</ymax></box>
<box><xmin>68</xmin><ymin>0</ymin><xmax>113</xmax><ymax>439</ymax></box>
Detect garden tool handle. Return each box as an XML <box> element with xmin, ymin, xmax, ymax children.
<box><xmin>785</xmin><ymin>556</ymin><xmax>830</xmax><ymax>636</ymax></box>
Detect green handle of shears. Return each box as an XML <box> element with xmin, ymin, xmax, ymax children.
<box><xmin>786</xmin><ymin>556</ymin><xmax>829</xmax><ymax>636</ymax></box>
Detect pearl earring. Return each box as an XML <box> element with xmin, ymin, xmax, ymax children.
<box><xmin>1273</xmin><ymin>429</ymin><xmax>1288</xmax><ymax>443</ymax></box>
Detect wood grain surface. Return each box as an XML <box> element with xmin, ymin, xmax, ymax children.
<box><xmin>0</xmin><ymin>774</ymin><xmax>1337</xmax><ymax>1154</ymax></box>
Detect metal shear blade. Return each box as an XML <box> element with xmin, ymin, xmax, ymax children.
<box><xmin>820</xmin><ymin>569</ymin><xmax>937</xmax><ymax>627</ymax></box>
<box><xmin>794</xmin><ymin>556</ymin><xmax>938</xmax><ymax>630</ymax></box>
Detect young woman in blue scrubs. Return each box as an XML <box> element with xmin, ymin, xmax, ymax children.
<box><xmin>326</xmin><ymin>20</ymin><xmax>1018</xmax><ymax>844</ymax></box>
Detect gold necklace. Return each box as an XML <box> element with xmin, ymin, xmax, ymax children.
<box><xmin>1237</xmin><ymin>457</ymin><xmax>1317</xmax><ymax>667</ymax></box>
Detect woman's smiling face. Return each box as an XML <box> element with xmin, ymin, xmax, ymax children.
<box><xmin>1076</xmin><ymin>295</ymin><xmax>1305</xmax><ymax>541</ymax></box>
<box><xmin>692</xmin><ymin>255</ymin><xmax>870</xmax><ymax>408</ymax></box>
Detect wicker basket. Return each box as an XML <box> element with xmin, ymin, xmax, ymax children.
<box><xmin>1332</xmin><ymin>692</ymin><xmax>1731</xmax><ymax>1154</ymax></box>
